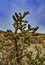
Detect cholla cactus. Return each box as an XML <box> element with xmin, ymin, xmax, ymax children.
<box><xmin>13</xmin><ymin>11</ymin><xmax>29</xmax><ymax>33</ymax></box>
<box><xmin>0</xmin><ymin>11</ymin><xmax>39</xmax><ymax>65</ymax></box>
<box><xmin>32</xmin><ymin>26</ymin><xmax>39</xmax><ymax>36</ymax></box>
<box><xmin>0</xmin><ymin>11</ymin><xmax>45</xmax><ymax>65</ymax></box>
<box><xmin>12</xmin><ymin>11</ymin><xmax>39</xmax><ymax>65</ymax></box>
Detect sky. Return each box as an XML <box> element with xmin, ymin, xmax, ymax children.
<box><xmin>0</xmin><ymin>0</ymin><xmax>45</xmax><ymax>33</ymax></box>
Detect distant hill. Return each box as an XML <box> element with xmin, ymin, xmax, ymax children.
<box><xmin>0</xmin><ymin>30</ymin><xmax>45</xmax><ymax>40</ymax></box>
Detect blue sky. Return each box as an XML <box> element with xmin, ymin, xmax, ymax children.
<box><xmin>0</xmin><ymin>0</ymin><xmax>45</xmax><ymax>33</ymax></box>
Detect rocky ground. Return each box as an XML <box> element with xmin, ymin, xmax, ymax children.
<box><xmin>0</xmin><ymin>32</ymin><xmax>45</xmax><ymax>65</ymax></box>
